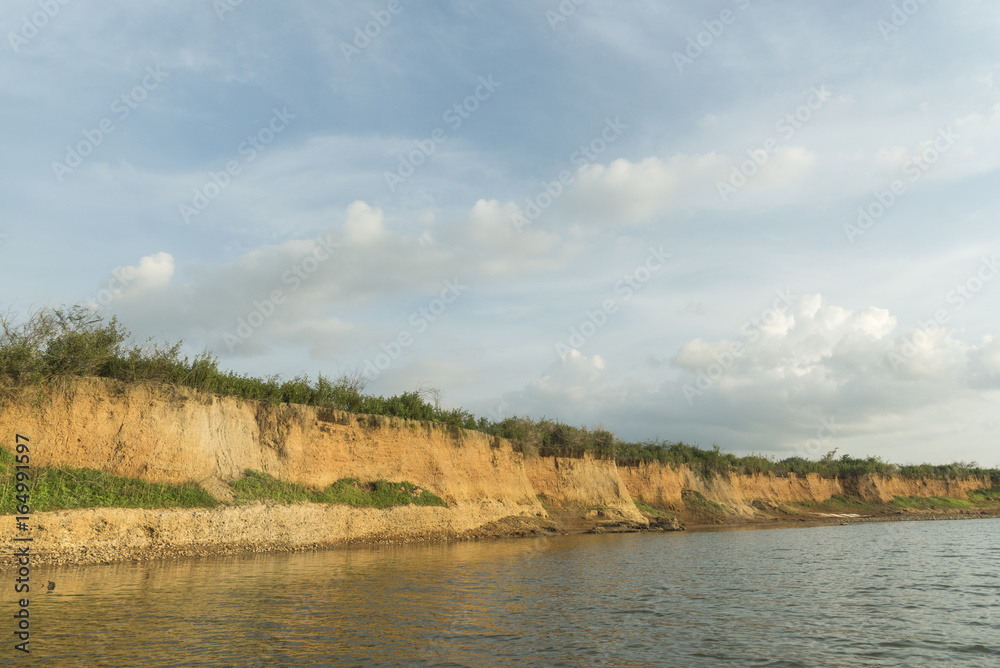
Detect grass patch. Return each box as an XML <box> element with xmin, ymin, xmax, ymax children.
<box><xmin>0</xmin><ymin>446</ymin><xmax>445</xmax><ymax>514</ymax></box>
<box><xmin>229</xmin><ymin>470</ymin><xmax>447</xmax><ymax>509</ymax></box>
<box><xmin>0</xmin><ymin>447</ymin><xmax>217</xmax><ymax>513</ymax></box>
<box><xmin>968</xmin><ymin>486</ymin><xmax>1000</xmax><ymax>503</ymax></box>
<box><xmin>891</xmin><ymin>495</ymin><xmax>972</xmax><ymax>510</ymax></box>
<box><xmin>634</xmin><ymin>501</ymin><xmax>666</xmax><ymax>517</ymax></box>
<box><xmin>681</xmin><ymin>490</ymin><xmax>729</xmax><ymax>514</ymax></box>
<box><xmin>800</xmin><ymin>494</ymin><xmax>878</xmax><ymax>512</ymax></box>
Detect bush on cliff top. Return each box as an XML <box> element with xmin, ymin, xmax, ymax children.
<box><xmin>2</xmin><ymin>305</ymin><xmax>998</xmax><ymax>483</ymax></box>
<box><xmin>0</xmin><ymin>305</ymin><xmax>479</xmax><ymax>431</ymax></box>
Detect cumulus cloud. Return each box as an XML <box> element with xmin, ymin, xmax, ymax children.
<box><xmin>114</xmin><ymin>252</ymin><xmax>175</xmax><ymax>293</ymax></box>
<box><xmin>497</xmin><ymin>294</ymin><xmax>1000</xmax><ymax>463</ymax></box>
<box><xmin>496</xmin><ymin>350</ymin><xmax>613</xmax><ymax>419</ymax></box>
<box><xmin>562</xmin><ymin>154</ymin><xmax>726</xmax><ymax>224</ymax></box>
<box><xmin>92</xmin><ymin>196</ymin><xmax>580</xmax><ymax>362</ymax></box>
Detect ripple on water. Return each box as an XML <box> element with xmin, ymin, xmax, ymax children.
<box><xmin>19</xmin><ymin>517</ymin><xmax>1000</xmax><ymax>666</ymax></box>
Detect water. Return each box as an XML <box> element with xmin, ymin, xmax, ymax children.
<box><xmin>5</xmin><ymin>518</ymin><xmax>999</xmax><ymax>666</ymax></box>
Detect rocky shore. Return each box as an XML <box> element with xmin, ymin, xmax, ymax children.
<box><xmin>4</xmin><ymin>501</ymin><xmax>999</xmax><ymax>568</ymax></box>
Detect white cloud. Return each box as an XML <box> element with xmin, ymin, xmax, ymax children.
<box><xmin>564</xmin><ymin>155</ymin><xmax>725</xmax><ymax>224</ymax></box>
<box><xmin>342</xmin><ymin>200</ymin><xmax>387</xmax><ymax>245</ymax></box>
<box><xmin>114</xmin><ymin>252</ymin><xmax>175</xmax><ymax>294</ymax></box>
<box><xmin>498</xmin><ymin>295</ymin><xmax>1000</xmax><ymax>463</ymax></box>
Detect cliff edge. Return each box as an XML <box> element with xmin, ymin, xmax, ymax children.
<box><xmin>1</xmin><ymin>379</ymin><xmax>995</xmax><ymax>565</ymax></box>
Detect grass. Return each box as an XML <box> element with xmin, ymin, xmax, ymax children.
<box><xmin>634</xmin><ymin>501</ymin><xmax>666</xmax><ymax>517</ymax></box>
<box><xmin>229</xmin><ymin>470</ymin><xmax>447</xmax><ymax>508</ymax></box>
<box><xmin>891</xmin><ymin>495</ymin><xmax>973</xmax><ymax>510</ymax></box>
<box><xmin>682</xmin><ymin>490</ymin><xmax>729</xmax><ymax>514</ymax></box>
<box><xmin>0</xmin><ymin>445</ymin><xmax>446</xmax><ymax>514</ymax></box>
<box><xmin>968</xmin><ymin>486</ymin><xmax>1000</xmax><ymax>503</ymax></box>
<box><xmin>792</xmin><ymin>489</ymin><xmax>1000</xmax><ymax>514</ymax></box>
<box><xmin>0</xmin><ymin>447</ymin><xmax>218</xmax><ymax>513</ymax></box>
<box><xmin>794</xmin><ymin>494</ymin><xmax>877</xmax><ymax>513</ymax></box>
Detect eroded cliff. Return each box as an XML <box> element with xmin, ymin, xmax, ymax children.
<box><xmin>1</xmin><ymin>379</ymin><xmax>995</xmax><ymax>564</ymax></box>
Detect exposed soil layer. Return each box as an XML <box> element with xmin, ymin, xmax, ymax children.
<box><xmin>1</xmin><ymin>380</ymin><xmax>996</xmax><ymax>566</ymax></box>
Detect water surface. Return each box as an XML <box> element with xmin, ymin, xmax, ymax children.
<box><xmin>5</xmin><ymin>518</ymin><xmax>999</xmax><ymax>666</ymax></box>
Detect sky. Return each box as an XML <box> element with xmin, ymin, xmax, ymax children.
<box><xmin>2</xmin><ymin>0</ymin><xmax>999</xmax><ymax>466</ymax></box>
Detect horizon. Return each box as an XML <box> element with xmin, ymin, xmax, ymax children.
<box><xmin>3</xmin><ymin>1</ymin><xmax>999</xmax><ymax>467</ymax></box>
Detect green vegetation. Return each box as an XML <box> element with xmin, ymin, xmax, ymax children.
<box><xmin>0</xmin><ymin>447</ymin><xmax>218</xmax><ymax>513</ymax></box>
<box><xmin>3</xmin><ymin>305</ymin><xmax>999</xmax><ymax>484</ymax></box>
<box><xmin>230</xmin><ymin>470</ymin><xmax>446</xmax><ymax>508</ymax></box>
<box><xmin>633</xmin><ymin>501</ymin><xmax>666</xmax><ymax>517</ymax></box>
<box><xmin>793</xmin><ymin>490</ymin><xmax>1000</xmax><ymax>514</ymax></box>
<box><xmin>0</xmin><ymin>305</ymin><xmax>479</xmax><ymax>430</ymax></box>
<box><xmin>891</xmin><ymin>495</ymin><xmax>973</xmax><ymax>510</ymax></box>
<box><xmin>0</xmin><ymin>446</ymin><xmax>444</xmax><ymax>514</ymax></box>
<box><xmin>794</xmin><ymin>494</ymin><xmax>877</xmax><ymax>513</ymax></box>
<box><xmin>968</xmin><ymin>485</ymin><xmax>1000</xmax><ymax>502</ymax></box>
<box><xmin>682</xmin><ymin>490</ymin><xmax>729</xmax><ymax>514</ymax></box>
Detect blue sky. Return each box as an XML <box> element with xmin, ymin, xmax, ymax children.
<box><xmin>3</xmin><ymin>0</ymin><xmax>1000</xmax><ymax>465</ymax></box>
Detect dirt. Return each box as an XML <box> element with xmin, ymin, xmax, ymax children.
<box><xmin>1</xmin><ymin>379</ymin><xmax>996</xmax><ymax>567</ymax></box>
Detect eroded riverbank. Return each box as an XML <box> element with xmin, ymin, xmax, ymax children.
<box><xmin>2</xmin><ymin>379</ymin><xmax>997</xmax><ymax>566</ymax></box>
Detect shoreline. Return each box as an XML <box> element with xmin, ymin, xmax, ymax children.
<box><xmin>5</xmin><ymin>503</ymin><xmax>999</xmax><ymax>569</ymax></box>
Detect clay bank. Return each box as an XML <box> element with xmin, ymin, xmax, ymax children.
<box><xmin>2</xmin><ymin>379</ymin><xmax>998</xmax><ymax>566</ymax></box>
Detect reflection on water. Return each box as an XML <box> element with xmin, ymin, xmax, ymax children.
<box><xmin>4</xmin><ymin>518</ymin><xmax>999</xmax><ymax>666</ymax></box>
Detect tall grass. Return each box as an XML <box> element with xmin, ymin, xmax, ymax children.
<box><xmin>0</xmin><ymin>447</ymin><xmax>218</xmax><ymax>512</ymax></box>
<box><xmin>3</xmin><ymin>305</ymin><xmax>999</xmax><ymax>483</ymax></box>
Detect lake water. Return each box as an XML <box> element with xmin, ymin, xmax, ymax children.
<box><xmin>5</xmin><ymin>518</ymin><xmax>999</xmax><ymax>666</ymax></box>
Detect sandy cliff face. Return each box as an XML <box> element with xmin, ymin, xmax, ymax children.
<box><xmin>620</xmin><ymin>462</ymin><xmax>992</xmax><ymax>511</ymax></box>
<box><xmin>842</xmin><ymin>474</ymin><xmax>993</xmax><ymax>503</ymax></box>
<box><xmin>523</xmin><ymin>454</ymin><xmax>646</xmax><ymax>522</ymax></box>
<box><xmin>1</xmin><ymin>379</ymin><xmax>994</xmax><ymax>564</ymax></box>
<box><xmin>1</xmin><ymin>379</ymin><xmax>541</xmax><ymax>519</ymax></box>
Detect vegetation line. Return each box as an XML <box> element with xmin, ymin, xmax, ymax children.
<box><xmin>0</xmin><ymin>447</ymin><xmax>445</xmax><ymax>514</ymax></box>
<box><xmin>2</xmin><ymin>305</ymin><xmax>998</xmax><ymax>483</ymax></box>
